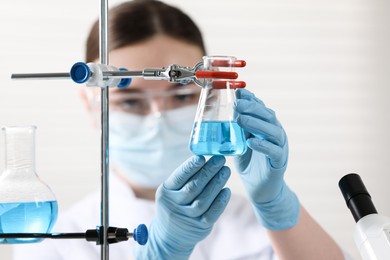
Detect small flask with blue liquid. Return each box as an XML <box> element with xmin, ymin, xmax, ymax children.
<box><xmin>0</xmin><ymin>126</ymin><xmax>58</xmax><ymax>243</ymax></box>
<box><xmin>190</xmin><ymin>56</ymin><xmax>247</xmax><ymax>156</ymax></box>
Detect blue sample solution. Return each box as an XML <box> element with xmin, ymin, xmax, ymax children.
<box><xmin>190</xmin><ymin>121</ymin><xmax>247</xmax><ymax>155</ymax></box>
<box><xmin>0</xmin><ymin>201</ymin><xmax>58</xmax><ymax>243</ymax></box>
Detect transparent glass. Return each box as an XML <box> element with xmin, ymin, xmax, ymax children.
<box><xmin>0</xmin><ymin>126</ymin><xmax>58</xmax><ymax>244</ymax></box>
<box><xmin>190</xmin><ymin>56</ymin><xmax>247</xmax><ymax>155</ymax></box>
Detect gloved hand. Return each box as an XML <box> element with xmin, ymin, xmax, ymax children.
<box><xmin>233</xmin><ymin>88</ymin><xmax>300</xmax><ymax>230</ymax></box>
<box><xmin>134</xmin><ymin>155</ymin><xmax>231</xmax><ymax>260</ymax></box>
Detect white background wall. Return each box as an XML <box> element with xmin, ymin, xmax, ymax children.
<box><xmin>1</xmin><ymin>0</ymin><xmax>390</xmax><ymax>259</ymax></box>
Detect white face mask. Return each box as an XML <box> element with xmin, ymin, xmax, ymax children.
<box><xmin>109</xmin><ymin>105</ymin><xmax>197</xmax><ymax>188</ymax></box>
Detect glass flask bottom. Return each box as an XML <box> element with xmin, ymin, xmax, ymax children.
<box><xmin>0</xmin><ymin>201</ymin><xmax>58</xmax><ymax>244</ymax></box>
<box><xmin>190</xmin><ymin>121</ymin><xmax>247</xmax><ymax>156</ymax></box>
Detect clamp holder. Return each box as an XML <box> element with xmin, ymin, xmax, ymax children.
<box><xmin>12</xmin><ymin>59</ymin><xmax>247</xmax><ymax>89</ymax></box>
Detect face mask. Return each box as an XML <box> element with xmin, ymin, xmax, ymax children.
<box><xmin>109</xmin><ymin>105</ymin><xmax>197</xmax><ymax>188</ymax></box>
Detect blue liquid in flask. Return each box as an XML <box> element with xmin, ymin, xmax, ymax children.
<box><xmin>190</xmin><ymin>121</ymin><xmax>247</xmax><ymax>155</ymax></box>
<box><xmin>0</xmin><ymin>201</ymin><xmax>58</xmax><ymax>243</ymax></box>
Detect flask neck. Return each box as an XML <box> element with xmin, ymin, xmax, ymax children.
<box><xmin>3</xmin><ymin>126</ymin><xmax>36</xmax><ymax>172</ymax></box>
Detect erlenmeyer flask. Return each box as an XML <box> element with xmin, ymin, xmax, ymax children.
<box><xmin>190</xmin><ymin>56</ymin><xmax>247</xmax><ymax>156</ymax></box>
<box><xmin>0</xmin><ymin>126</ymin><xmax>58</xmax><ymax>243</ymax></box>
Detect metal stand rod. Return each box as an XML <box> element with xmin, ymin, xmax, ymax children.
<box><xmin>99</xmin><ymin>0</ymin><xmax>109</xmax><ymax>259</ymax></box>
<box><xmin>7</xmin><ymin>0</ymin><xmax>150</xmax><ymax>255</ymax></box>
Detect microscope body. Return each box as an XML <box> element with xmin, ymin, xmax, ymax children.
<box><xmin>354</xmin><ymin>214</ymin><xmax>390</xmax><ymax>260</ymax></box>
<box><xmin>339</xmin><ymin>173</ymin><xmax>390</xmax><ymax>260</ymax></box>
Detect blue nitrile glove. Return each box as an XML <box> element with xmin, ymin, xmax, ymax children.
<box><xmin>134</xmin><ymin>155</ymin><xmax>231</xmax><ymax>260</ymax></box>
<box><xmin>233</xmin><ymin>88</ymin><xmax>300</xmax><ymax>230</ymax></box>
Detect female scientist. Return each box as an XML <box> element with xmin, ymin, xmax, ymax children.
<box><xmin>13</xmin><ymin>0</ymin><xmax>351</xmax><ymax>259</ymax></box>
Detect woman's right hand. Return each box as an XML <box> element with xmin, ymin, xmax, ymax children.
<box><xmin>134</xmin><ymin>155</ymin><xmax>231</xmax><ymax>260</ymax></box>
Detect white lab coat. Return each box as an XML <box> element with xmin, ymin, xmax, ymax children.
<box><xmin>12</xmin><ymin>174</ymin><xmax>276</xmax><ymax>260</ymax></box>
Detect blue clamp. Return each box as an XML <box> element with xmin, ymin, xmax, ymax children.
<box><xmin>133</xmin><ymin>224</ymin><xmax>148</xmax><ymax>245</ymax></box>
<box><xmin>117</xmin><ymin>68</ymin><xmax>132</xmax><ymax>88</ymax></box>
<box><xmin>70</xmin><ymin>62</ymin><xmax>91</xmax><ymax>84</ymax></box>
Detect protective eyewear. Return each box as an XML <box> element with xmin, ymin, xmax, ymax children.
<box><xmin>90</xmin><ymin>86</ymin><xmax>201</xmax><ymax>116</ymax></box>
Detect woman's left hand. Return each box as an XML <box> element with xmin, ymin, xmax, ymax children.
<box><xmin>233</xmin><ymin>88</ymin><xmax>299</xmax><ymax>230</ymax></box>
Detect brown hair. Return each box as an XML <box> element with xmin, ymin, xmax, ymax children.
<box><xmin>85</xmin><ymin>0</ymin><xmax>206</xmax><ymax>62</ymax></box>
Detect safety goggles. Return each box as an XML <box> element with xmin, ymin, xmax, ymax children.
<box><xmin>89</xmin><ymin>85</ymin><xmax>201</xmax><ymax>116</ymax></box>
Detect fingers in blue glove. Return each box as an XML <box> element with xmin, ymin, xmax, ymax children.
<box><xmin>236</xmin><ymin>113</ymin><xmax>285</xmax><ymax>147</ymax></box>
<box><xmin>181</xmin><ymin>166</ymin><xmax>231</xmax><ymax>217</ymax></box>
<box><xmin>159</xmin><ymin>155</ymin><xmax>231</xmax><ymax>219</ymax></box>
<box><xmin>164</xmin><ymin>155</ymin><xmax>206</xmax><ymax>190</ymax></box>
<box><xmin>201</xmin><ymin>188</ymin><xmax>231</xmax><ymax>225</ymax></box>
<box><xmin>235</xmin><ymin>88</ymin><xmax>258</xmax><ymax>101</ymax></box>
<box><xmin>140</xmin><ymin>157</ymin><xmax>231</xmax><ymax>259</ymax></box>
<box><xmin>247</xmin><ymin>138</ymin><xmax>288</xmax><ymax>169</ymax></box>
<box><xmin>235</xmin><ymin>92</ymin><xmax>276</xmax><ymax>125</ymax></box>
<box><xmin>164</xmin><ymin>155</ymin><xmax>227</xmax><ymax>205</ymax></box>
<box><xmin>235</xmin><ymin>92</ymin><xmax>285</xmax><ymax>145</ymax></box>
<box><xmin>234</xmin><ymin>88</ymin><xmax>288</xmax><ymax>168</ymax></box>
